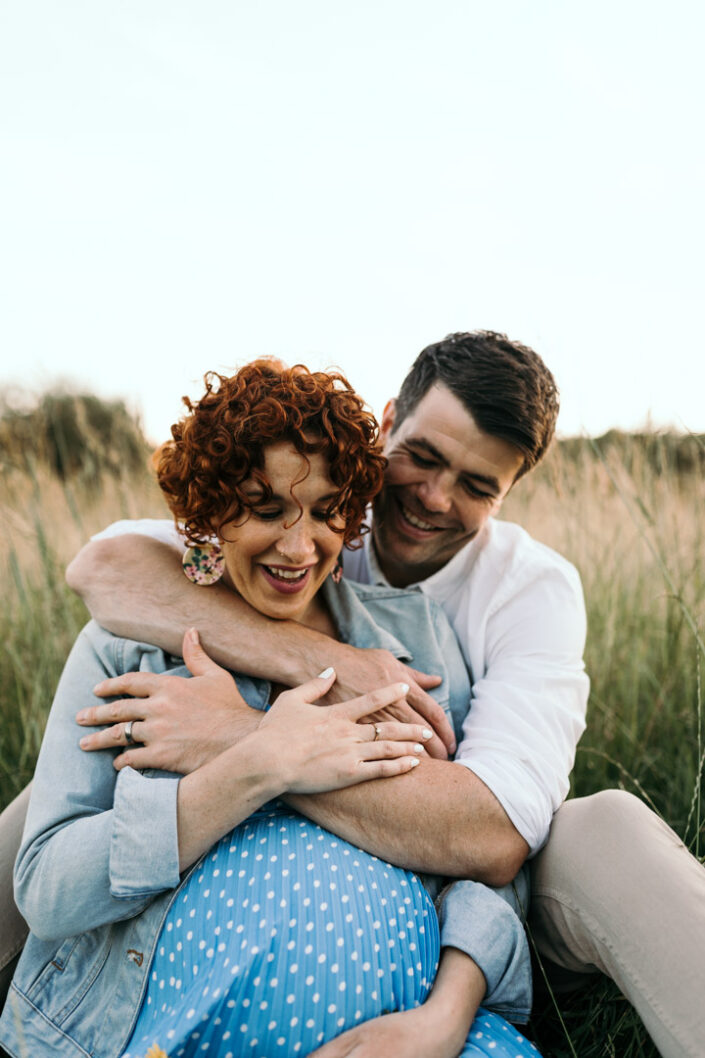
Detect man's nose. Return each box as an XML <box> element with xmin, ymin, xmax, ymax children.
<box><xmin>277</xmin><ymin>519</ymin><xmax>316</xmax><ymax>563</ymax></box>
<box><xmin>417</xmin><ymin>472</ymin><xmax>453</xmax><ymax>513</ymax></box>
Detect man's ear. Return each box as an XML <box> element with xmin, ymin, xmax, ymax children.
<box><xmin>380</xmin><ymin>399</ymin><xmax>396</xmax><ymax>443</ymax></box>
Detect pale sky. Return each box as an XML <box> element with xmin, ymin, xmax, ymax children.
<box><xmin>1</xmin><ymin>1</ymin><xmax>703</xmax><ymax>443</ymax></box>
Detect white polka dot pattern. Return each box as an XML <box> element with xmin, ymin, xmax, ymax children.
<box><xmin>121</xmin><ymin>805</ymin><xmax>440</xmax><ymax>1057</ymax></box>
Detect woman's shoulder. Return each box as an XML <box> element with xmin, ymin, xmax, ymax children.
<box><xmin>345</xmin><ymin>579</ymin><xmax>447</xmax><ymax>621</ymax></box>
<box><xmin>329</xmin><ymin>578</ymin><xmax>457</xmax><ymax>657</ymax></box>
<box><xmin>72</xmin><ymin>620</ymin><xmax>186</xmax><ymax>679</ymax></box>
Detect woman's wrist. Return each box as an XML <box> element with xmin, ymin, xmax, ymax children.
<box><xmin>226</xmin><ymin>729</ymin><xmax>289</xmax><ymax>802</ymax></box>
<box><xmin>422</xmin><ymin>947</ymin><xmax>486</xmax><ymax>1048</ymax></box>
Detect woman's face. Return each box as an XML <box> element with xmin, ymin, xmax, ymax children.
<box><xmin>218</xmin><ymin>442</ymin><xmax>345</xmax><ymax>625</ymax></box>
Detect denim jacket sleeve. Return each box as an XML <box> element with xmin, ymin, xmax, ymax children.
<box><xmin>14</xmin><ymin>622</ymin><xmax>181</xmax><ymax>942</ymax></box>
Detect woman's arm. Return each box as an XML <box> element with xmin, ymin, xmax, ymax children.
<box><xmin>15</xmin><ymin>625</ymin><xmax>424</xmax><ymax>940</ymax></box>
<box><xmin>173</xmin><ymin>662</ymin><xmax>426</xmax><ymax>871</ymax></box>
<box><xmin>308</xmin><ymin>947</ymin><xmax>486</xmax><ymax>1058</ymax></box>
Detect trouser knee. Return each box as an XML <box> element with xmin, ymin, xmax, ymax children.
<box><xmin>532</xmin><ymin>788</ymin><xmax>650</xmax><ymax>896</ymax></box>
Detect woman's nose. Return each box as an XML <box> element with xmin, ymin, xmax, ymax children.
<box><xmin>276</xmin><ymin>521</ymin><xmax>316</xmax><ymax>564</ymax></box>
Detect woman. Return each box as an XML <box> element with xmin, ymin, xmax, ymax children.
<box><xmin>0</xmin><ymin>362</ymin><xmax>538</xmax><ymax>1058</ymax></box>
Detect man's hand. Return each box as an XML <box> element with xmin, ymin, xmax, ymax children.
<box><xmin>322</xmin><ymin>644</ymin><xmax>456</xmax><ymax>760</ymax></box>
<box><xmin>76</xmin><ymin>628</ymin><xmax>262</xmax><ymax>773</ymax></box>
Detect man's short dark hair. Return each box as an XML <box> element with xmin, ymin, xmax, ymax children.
<box><xmin>393</xmin><ymin>331</ymin><xmax>559</xmax><ymax>479</ymax></box>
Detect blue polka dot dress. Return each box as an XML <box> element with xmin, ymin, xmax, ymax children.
<box><xmin>122</xmin><ymin>805</ymin><xmax>540</xmax><ymax>1058</ymax></box>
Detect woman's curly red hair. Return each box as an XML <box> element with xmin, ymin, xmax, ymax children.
<box><xmin>154</xmin><ymin>359</ymin><xmax>386</xmax><ymax>548</ymax></box>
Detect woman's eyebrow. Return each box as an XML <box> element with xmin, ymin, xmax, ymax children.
<box><xmin>244</xmin><ymin>488</ymin><xmax>340</xmax><ymax>504</ymax></box>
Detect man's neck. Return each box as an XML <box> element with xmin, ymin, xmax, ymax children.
<box><xmin>370</xmin><ymin>532</ymin><xmax>438</xmax><ymax>589</ymax></box>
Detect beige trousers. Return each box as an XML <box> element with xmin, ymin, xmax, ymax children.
<box><xmin>0</xmin><ymin>786</ymin><xmax>30</xmax><ymax>1011</ymax></box>
<box><xmin>530</xmin><ymin>789</ymin><xmax>705</xmax><ymax>1058</ymax></box>
<box><xmin>1</xmin><ymin>785</ymin><xmax>703</xmax><ymax>1057</ymax></box>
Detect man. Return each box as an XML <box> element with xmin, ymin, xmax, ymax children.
<box><xmin>2</xmin><ymin>332</ymin><xmax>703</xmax><ymax>1057</ymax></box>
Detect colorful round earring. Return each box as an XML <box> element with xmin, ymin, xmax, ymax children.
<box><xmin>182</xmin><ymin>542</ymin><xmax>225</xmax><ymax>585</ymax></box>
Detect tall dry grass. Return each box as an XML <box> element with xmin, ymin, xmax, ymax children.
<box><xmin>1</xmin><ymin>396</ymin><xmax>703</xmax><ymax>1057</ymax></box>
<box><xmin>0</xmin><ymin>392</ymin><xmax>168</xmax><ymax>802</ymax></box>
<box><xmin>502</xmin><ymin>435</ymin><xmax>704</xmax><ymax>1057</ymax></box>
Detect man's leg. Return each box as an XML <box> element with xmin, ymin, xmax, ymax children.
<box><xmin>0</xmin><ymin>785</ymin><xmax>30</xmax><ymax>1009</ymax></box>
<box><xmin>529</xmin><ymin>788</ymin><xmax>705</xmax><ymax>1058</ymax></box>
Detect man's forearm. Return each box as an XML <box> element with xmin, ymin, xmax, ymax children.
<box><xmin>66</xmin><ymin>536</ymin><xmax>337</xmax><ymax>683</ymax></box>
<box><xmin>285</xmin><ymin>758</ymin><xmax>529</xmax><ymax>886</ymax></box>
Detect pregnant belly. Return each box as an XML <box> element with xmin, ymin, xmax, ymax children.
<box><xmin>123</xmin><ymin>806</ymin><xmax>440</xmax><ymax>1058</ymax></box>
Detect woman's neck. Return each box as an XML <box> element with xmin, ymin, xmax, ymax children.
<box><xmin>297</xmin><ymin>594</ymin><xmax>338</xmax><ymax>640</ymax></box>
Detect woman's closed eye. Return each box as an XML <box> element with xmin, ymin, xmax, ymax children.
<box><xmin>251</xmin><ymin>506</ymin><xmax>282</xmax><ymax>521</ymax></box>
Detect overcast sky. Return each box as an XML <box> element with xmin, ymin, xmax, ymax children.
<box><xmin>1</xmin><ymin>1</ymin><xmax>703</xmax><ymax>442</ymax></box>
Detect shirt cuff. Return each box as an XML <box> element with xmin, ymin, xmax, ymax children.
<box><xmin>109</xmin><ymin>767</ymin><xmax>181</xmax><ymax>897</ymax></box>
<box><xmin>438</xmin><ymin>870</ymin><xmax>532</xmax><ymax>1023</ymax></box>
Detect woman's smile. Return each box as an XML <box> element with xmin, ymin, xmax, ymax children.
<box><xmin>259</xmin><ymin>562</ymin><xmax>314</xmax><ymax>593</ymax></box>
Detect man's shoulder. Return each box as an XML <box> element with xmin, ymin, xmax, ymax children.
<box><xmin>477</xmin><ymin>519</ymin><xmax>585</xmax><ymax>617</ymax></box>
<box><xmin>486</xmin><ymin>518</ymin><xmax>580</xmax><ymax>580</ymax></box>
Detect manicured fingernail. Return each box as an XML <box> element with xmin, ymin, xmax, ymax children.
<box><xmin>317</xmin><ymin>667</ymin><xmax>335</xmax><ymax>679</ymax></box>
<box><xmin>76</xmin><ymin>710</ymin><xmax>89</xmax><ymax>722</ymax></box>
<box><xmin>188</xmin><ymin>627</ymin><xmax>199</xmax><ymax>643</ymax></box>
<box><xmin>400</xmin><ymin>683</ymin><xmax>409</xmax><ymax>695</ymax></box>
<box><xmin>410</xmin><ymin>757</ymin><xmax>420</xmax><ymax>767</ymax></box>
<box><xmin>421</xmin><ymin>728</ymin><xmax>432</xmax><ymax>740</ymax></box>
<box><xmin>413</xmin><ymin>744</ymin><xmax>424</xmax><ymax>753</ymax></box>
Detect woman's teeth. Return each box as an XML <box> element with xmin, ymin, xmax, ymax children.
<box><xmin>401</xmin><ymin>504</ymin><xmax>438</xmax><ymax>531</ymax></box>
<box><xmin>264</xmin><ymin>566</ymin><xmax>308</xmax><ymax>581</ymax></box>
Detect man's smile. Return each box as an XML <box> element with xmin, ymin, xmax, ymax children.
<box><xmin>395</xmin><ymin>496</ymin><xmax>452</xmax><ymax>534</ymax></box>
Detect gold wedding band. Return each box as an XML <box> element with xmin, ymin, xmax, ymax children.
<box><xmin>373</xmin><ymin>723</ymin><xmax>381</xmax><ymax>742</ymax></box>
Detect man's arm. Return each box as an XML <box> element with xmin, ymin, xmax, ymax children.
<box><xmin>66</xmin><ymin>533</ymin><xmax>455</xmax><ymax>757</ymax></box>
<box><xmin>285</xmin><ymin>757</ymin><xmax>529</xmax><ymax>887</ymax></box>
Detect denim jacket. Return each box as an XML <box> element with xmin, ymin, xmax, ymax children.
<box><xmin>0</xmin><ymin>578</ymin><xmax>530</xmax><ymax>1058</ymax></box>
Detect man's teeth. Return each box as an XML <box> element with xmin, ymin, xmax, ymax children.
<box><xmin>265</xmin><ymin>566</ymin><xmax>308</xmax><ymax>581</ymax></box>
<box><xmin>401</xmin><ymin>505</ymin><xmax>438</xmax><ymax>531</ymax></box>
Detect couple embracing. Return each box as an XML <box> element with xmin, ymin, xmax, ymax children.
<box><xmin>0</xmin><ymin>332</ymin><xmax>702</xmax><ymax>1058</ymax></box>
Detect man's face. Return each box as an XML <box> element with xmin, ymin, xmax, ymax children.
<box><xmin>373</xmin><ymin>383</ymin><xmax>525</xmax><ymax>587</ymax></box>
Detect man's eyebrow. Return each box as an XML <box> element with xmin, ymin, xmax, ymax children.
<box><xmin>407</xmin><ymin>438</ymin><xmax>449</xmax><ymax>465</ymax></box>
<box><xmin>407</xmin><ymin>438</ymin><xmax>501</xmax><ymax>494</ymax></box>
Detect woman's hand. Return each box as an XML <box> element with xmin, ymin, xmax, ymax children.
<box><xmin>305</xmin><ymin>1008</ymin><xmax>461</xmax><ymax>1058</ymax></box>
<box><xmin>258</xmin><ymin>670</ymin><xmax>432</xmax><ymax>795</ymax></box>
<box><xmin>76</xmin><ymin>628</ymin><xmax>262</xmax><ymax>774</ymax></box>
<box><xmin>316</xmin><ymin>644</ymin><xmax>456</xmax><ymax>761</ymax></box>
<box><xmin>175</xmin><ymin>662</ymin><xmax>433</xmax><ymax>871</ymax></box>
<box><xmin>307</xmin><ymin>948</ymin><xmax>486</xmax><ymax>1058</ymax></box>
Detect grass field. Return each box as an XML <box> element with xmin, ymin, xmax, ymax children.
<box><xmin>1</xmin><ymin>396</ymin><xmax>703</xmax><ymax>1057</ymax></box>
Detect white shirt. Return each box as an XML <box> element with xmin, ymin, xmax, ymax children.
<box><xmin>95</xmin><ymin>517</ymin><xmax>589</xmax><ymax>853</ymax></box>
<box><xmin>346</xmin><ymin>518</ymin><xmax>589</xmax><ymax>852</ymax></box>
